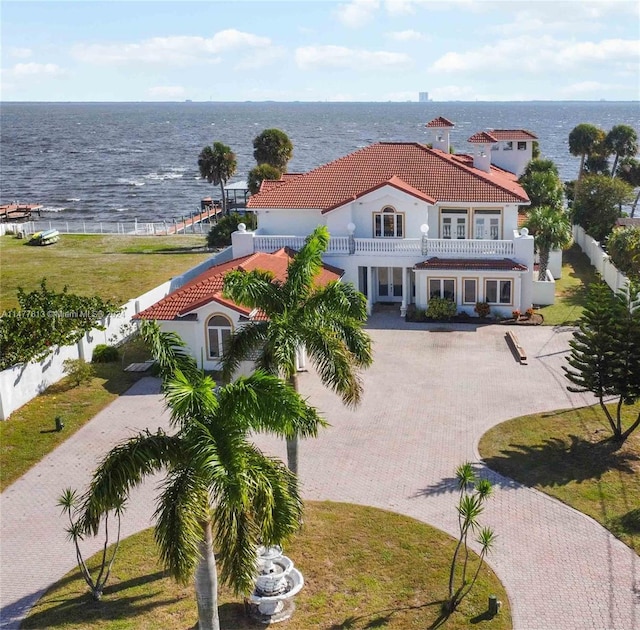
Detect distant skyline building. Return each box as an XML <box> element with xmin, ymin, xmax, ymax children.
<box><xmin>419</xmin><ymin>92</ymin><xmax>431</xmax><ymax>102</ymax></box>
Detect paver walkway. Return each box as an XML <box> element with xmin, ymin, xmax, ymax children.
<box><xmin>1</xmin><ymin>314</ymin><xmax>639</xmax><ymax>629</ymax></box>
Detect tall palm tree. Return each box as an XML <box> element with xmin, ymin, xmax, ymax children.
<box><xmin>569</xmin><ymin>123</ymin><xmax>606</xmax><ymax>179</ymax></box>
<box><xmin>78</xmin><ymin>322</ymin><xmax>324</xmax><ymax>630</ymax></box>
<box><xmin>221</xmin><ymin>226</ymin><xmax>373</xmax><ymax>475</ymax></box>
<box><xmin>524</xmin><ymin>205</ymin><xmax>573</xmax><ymax>281</ymax></box>
<box><xmin>606</xmin><ymin>125</ymin><xmax>639</xmax><ymax>178</ymax></box>
<box><xmin>518</xmin><ymin>158</ymin><xmax>564</xmax><ymax>210</ymax></box>
<box><xmin>617</xmin><ymin>157</ymin><xmax>640</xmax><ymax>217</ymax></box>
<box><xmin>198</xmin><ymin>142</ymin><xmax>237</xmax><ymax>214</ymax></box>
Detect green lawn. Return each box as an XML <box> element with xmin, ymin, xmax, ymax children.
<box><xmin>538</xmin><ymin>245</ymin><xmax>600</xmax><ymax>326</ymax></box>
<box><xmin>0</xmin><ymin>233</ymin><xmax>212</xmax><ymax>310</ymax></box>
<box><xmin>0</xmin><ymin>337</ymin><xmax>152</xmax><ymax>492</ymax></box>
<box><xmin>479</xmin><ymin>402</ymin><xmax>640</xmax><ymax>554</ymax></box>
<box><xmin>23</xmin><ymin>502</ymin><xmax>511</xmax><ymax>630</ymax></box>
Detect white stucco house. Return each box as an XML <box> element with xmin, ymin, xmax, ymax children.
<box><xmin>138</xmin><ymin>117</ymin><xmax>553</xmax><ymax>367</ymax></box>
<box><xmin>134</xmin><ymin>247</ymin><xmax>343</xmax><ymax>372</ymax></box>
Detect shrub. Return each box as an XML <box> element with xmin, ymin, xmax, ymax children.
<box><xmin>92</xmin><ymin>344</ymin><xmax>120</xmax><ymax>363</ymax></box>
<box><xmin>426</xmin><ymin>297</ymin><xmax>457</xmax><ymax>320</ymax></box>
<box><xmin>605</xmin><ymin>226</ymin><xmax>640</xmax><ymax>279</ymax></box>
<box><xmin>512</xmin><ymin>309</ymin><xmax>521</xmax><ymax>320</ymax></box>
<box><xmin>206</xmin><ymin>212</ymin><xmax>257</xmax><ymax>248</ymax></box>
<box><xmin>63</xmin><ymin>358</ymin><xmax>94</xmax><ymax>387</ymax></box>
<box><xmin>474</xmin><ymin>301</ymin><xmax>491</xmax><ymax>318</ymax></box>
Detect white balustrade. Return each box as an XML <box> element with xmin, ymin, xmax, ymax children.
<box><xmin>254</xmin><ymin>235</ymin><xmax>307</xmax><ymax>252</ymax></box>
<box><xmin>425</xmin><ymin>239</ymin><xmax>515</xmax><ymax>257</ymax></box>
<box><xmin>353</xmin><ymin>238</ymin><xmax>422</xmax><ymax>254</ymax></box>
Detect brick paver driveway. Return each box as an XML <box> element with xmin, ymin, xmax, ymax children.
<box><xmin>1</xmin><ymin>314</ymin><xmax>639</xmax><ymax>629</ymax></box>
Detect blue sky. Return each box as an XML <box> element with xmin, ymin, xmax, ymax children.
<box><xmin>2</xmin><ymin>0</ymin><xmax>639</xmax><ymax>102</ymax></box>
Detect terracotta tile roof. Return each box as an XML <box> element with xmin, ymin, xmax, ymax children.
<box><xmin>135</xmin><ymin>248</ymin><xmax>343</xmax><ymax>321</ymax></box>
<box><xmin>467</xmin><ymin>131</ymin><xmax>499</xmax><ymax>144</ymax></box>
<box><xmin>414</xmin><ymin>257</ymin><xmax>528</xmax><ymax>271</ymax></box>
<box><xmin>426</xmin><ymin>116</ymin><xmax>455</xmax><ymax>128</ymax></box>
<box><xmin>247</xmin><ymin>142</ymin><xmax>529</xmax><ymax>211</ymax></box>
<box><xmin>488</xmin><ymin>130</ymin><xmax>538</xmax><ymax>141</ymax></box>
<box><xmin>616</xmin><ymin>217</ymin><xmax>640</xmax><ymax>227</ymax></box>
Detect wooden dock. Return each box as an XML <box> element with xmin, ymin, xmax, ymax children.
<box><xmin>167</xmin><ymin>206</ymin><xmax>223</xmax><ymax>234</ymax></box>
<box><xmin>0</xmin><ymin>203</ymin><xmax>43</xmax><ymax>223</ymax></box>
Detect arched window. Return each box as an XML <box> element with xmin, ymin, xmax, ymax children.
<box><xmin>206</xmin><ymin>314</ymin><xmax>232</xmax><ymax>359</ymax></box>
<box><xmin>374</xmin><ymin>206</ymin><xmax>404</xmax><ymax>238</ymax></box>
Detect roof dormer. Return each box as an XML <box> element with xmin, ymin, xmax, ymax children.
<box><xmin>426</xmin><ymin>117</ymin><xmax>454</xmax><ymax>153</ymax></box>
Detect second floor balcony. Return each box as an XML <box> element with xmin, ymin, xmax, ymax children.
<box><xmin>252</xmin><ymin>234</ymin><xmax>516</xmax><ymax>258</ymax></box>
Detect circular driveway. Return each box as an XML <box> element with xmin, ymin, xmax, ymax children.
<box><xmin>1</xmin><ymin>314</ymin><xmax>639</xmax><ymax>629</ymax></box>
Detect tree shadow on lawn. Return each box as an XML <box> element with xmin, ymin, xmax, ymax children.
<box><xmin>21</xmin><ymin>571</ymin><xmax>169</xmax><ymax>628</ymax></box>
<box><xmin>481</xmin><ymin>434</ymin><xmax>639</xmax><ymax>489</ymax></box>
<box><xmin>328</xmin><ymin>599</ymin><xmax>443</xmax><ymax>629</ymax></box>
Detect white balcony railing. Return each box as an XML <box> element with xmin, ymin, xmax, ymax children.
<box><xmin>353</xmin><ymin>238</ymin><xmax>422</xmax><ymax>254</ymax></box>
<box><xmin>252</xmin><ymin>235</ymin><xmax>515</xmax><ymax>258</ymax></box>
<box><xmin>424</xmin><ymin>239</ymin><xmax>515</xmax><ymax>257</ymax></box>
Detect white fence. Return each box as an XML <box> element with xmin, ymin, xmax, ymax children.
<box><xmin>0</xmin><ymin>220</ymin><xmax>207</xmax><ymax>236</ymax></box>
<box><xmin>572</xmin><ymin>225</ymin><xmax>629</xmax><ymax>293</ymax></box>
<box><xmin>0</xmin><ymin>251</ymin><xmax>224</xmax><ymax>420</ymax></box>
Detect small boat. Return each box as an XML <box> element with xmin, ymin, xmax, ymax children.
<box><xmin>28</xmin><ymin>229</ymin><xmax>59</xmax><ymax>246</ymax></box>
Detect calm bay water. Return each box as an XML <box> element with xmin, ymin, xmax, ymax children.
<box><xmin>1</xmin><ymin>101</ymin><xmax>639</xmax><ymax>224</ymax></box>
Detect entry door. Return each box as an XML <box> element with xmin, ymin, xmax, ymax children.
<box><xmin>377</xmin><ymin>267</ymin><xmax>403</xmax><ymax>301</ymax></box>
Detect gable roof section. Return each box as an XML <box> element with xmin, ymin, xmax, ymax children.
<box><xmin>426</xmin><ymin>116</ymin><xmax>455</xmax><ymax>128</ymax></box>
<box><xmin>247</xmin><ymin>142</ymin><xmax>529</xmax><ymax>211</ymax></box>
<box><xmin>135</xmin><ymin>248</ymin><xmax>343</xmax><ymax>321</ymax></box>
<box><xmin>488</xmin><ymin>130</ymin><xmax>538</xmax><ymax>141</ymax></box>
<box><xmin>468</xmin><ymin>131</ymin><xmax>499</xmax><ymax>144</ymax></box>
<box><xmin>414</xmin><ymin>257</ymin><xmax>528</xmax><ymax>271</ymax></box>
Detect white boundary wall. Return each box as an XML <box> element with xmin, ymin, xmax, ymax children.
<box><xmin>572</xmin><ymin>225</ymin><xmax>629</xmax><ymax>293</ymax></box>
<box><xmin>0</xmin><ymin>250</ymin><xmax>227</xmax><ymax>420</ymax></box>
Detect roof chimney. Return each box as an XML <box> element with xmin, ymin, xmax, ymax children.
<box><xmin>467</xmin><ymin>131</ymin><xmax>497</xmax><ymax>173</ymax></box>
<box><xmin>425</xmin><ymin>117</ymin><xmax>454</xmax><ymax>153</ymax></box>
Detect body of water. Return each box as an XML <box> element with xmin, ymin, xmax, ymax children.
<box><xmin>2</xmin><ymin>101</ymin><xmax>639</xmax><ymax>224</ymax></box>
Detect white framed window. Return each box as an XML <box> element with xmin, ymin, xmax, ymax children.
<box><xmin>462</xmin><ymin>278</ymin><xmax>477</xmax><ymax>304</ymax></box>
<box><xmin>429</xmin><ymin>278</ymin><xmax>456</xmax><ymax>301</ymax></box>
<box><xmin>374</xmin><ymin>206</ymin><xmax>404</xmax><ymax>238</ymax></box>
<box><xmin>206</xmin><ymin>314</ymin><xmax>233</xmax><ymax>359</ymax></box>
<box><xmin>503</xmin><ymin>141</ymin><xmax>513</xmax><ymax>151</ymax></box>
<box><xmin>517</xmin><ymin>141</ymin><xmax>527</xmax><ymax>150</ymax></box>
<box><xmin>485</xmin><ymin>279</ymin><xmax>512</xmax><ymax>305</ymax></box>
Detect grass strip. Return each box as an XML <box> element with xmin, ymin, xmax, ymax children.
<box><xmin>479</xmin><ymin>402</ymin><xmax>640</xmax><ymax>554</ymax></box>
<box><xmin>23</xmin><ymin>501</ymin><xmax>511</xmax><ymax>630</ymax></box>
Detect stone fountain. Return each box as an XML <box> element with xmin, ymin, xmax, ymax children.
<box><xmin>247</xmin><ymin>545</ymin><xmax>304</xmax><ymax>623</ymax></box>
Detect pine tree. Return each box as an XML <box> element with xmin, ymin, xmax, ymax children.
<box><xmin>564</xmin><ymin>282</ymin><xmax>640</xmax><ymax>441</ymax></box>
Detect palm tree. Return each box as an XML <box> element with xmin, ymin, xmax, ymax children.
<box><xmin>221</xmin><ymin>226</ymin><xmax>373</xmax><ymax>475</ymax></box>
<box><xmin>605</xmin><ymin>124</ymin><xmax>638</xmax><ymax>178</ymax></box>
<box><xmin>198</xmin><ymin>142</ymin><xmax>237</xmax><ymax>214</ymax></box>
<box><xmin>78</xmin><ymin>322</ymin><xmax>324</xmax><ymax>630</ymax></box>
<box><xmin>518</xmin><ymin>158</ymin><xmax>564</xmax><ymax>210</ymax></box>
<box><xmin>253</xmin><ymin>129</ymin><xmax>293</xmax><ymax>172</ymax></box>
<box><xmin>617</xmin><ymin>157</ymin><xmax>640</xmax><ymax>217</ymax></box>
<box><xmin>568</xmin><ymin>123</ymin><xmax>606</xmax><ymax>179</ymax></box>
<box><xmin>524</xmin><ymin>205</ymin><xmax>573</xmax><ymax>281</ymax></box>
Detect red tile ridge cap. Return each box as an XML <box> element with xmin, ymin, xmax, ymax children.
<box><xmin>426</xmin><ymin>116</ymin><xmax>455</xmax><ymax>128</ymax></box>
<box><xmin>467</xmin><ymin>131</ymin><xmax>499</xmax><ymax>144</ymax></box>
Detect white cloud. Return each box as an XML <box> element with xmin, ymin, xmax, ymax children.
<box><xmin>71</xmin><ymin>30</ymin><xmax>273</xmax><ymax>66</ymax></box>
<box><xmin>296</xmin><ymin>45</ymin><xmax>411</xmax><ymax>70</ymax></box>
<box><xmin>388</xmin><ymin>29</ymin><xmax>424</xmax><ymax>41</ymax></box>
<box><xmin>147</xmin><ymin>86</ymin><xmax>186</xmax><ymax>99</ymax></box>
<box><xmin>9</xmin><ymin>47</ymin><xmax>32</xmax><ymax>59</ymax></box>
<box><xmin>234</xmin><ymin>46</ymin><xmax>287</xmax><ymax>70</ymax></box>
<box><xmin>430</xmin><ymin>36</ymin><xmax>639</xmax><ymax>74</ymax></box>
<box><xmin>9</xmin><ymin>62</ymin><xmax>64</xmax><ymax>77</ymax></box>
<box><xmin>335</xmin><ymin>0</ymin><xmax>380</xmax><ymax>28</ymax></box>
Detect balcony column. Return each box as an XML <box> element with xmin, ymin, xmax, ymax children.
<box><xmin>366</xmin><ymin>266</ymin><xmax>373</xmax><ymax>316</ymax></box>
<box><xmin>400</xmin><ymin>267</ymin><xmax>408</xmax><ymax>317</ymax></box>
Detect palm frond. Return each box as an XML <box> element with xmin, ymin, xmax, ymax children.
<box><xmin>163</xmin><ymin>369</ymin><xmax>219</xmax><ymax>428</ymax></box>
<box><xmin>216</xmin><ymin>371</ymin><xmax>326</xmax><ymax>439</ymax></box>
<box><xmin>306</xmin><ymin>280</ymin><xmax>368</xmax><ymax>323</ymax></box>
<box><xmin>78</xmin><ymin>430</ymin><xmax>182</xmax><ymax>534</ymax></box>
<box><xmin>222</xmin><ymin>269</ymin><xmax>283</xmax><ymax>314</ymax></box>
<box><xmin>220</xmin><ymin>320</ymin><xmax>269</xmax><ymax>382</ymax></box>
<box><xmin>154</xmin><ymin>465</ymin><xmax>211</xmax><ymax>584</ymax></box>
<box><xmin>282</xmin><ymin>226</ymin><xmax>329</xmax><ymax>304</ymax></box>
<box><xmin>140</xmin><ymin>320</ymin><xmax>200</xmax><ymax>383</ymax></box>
